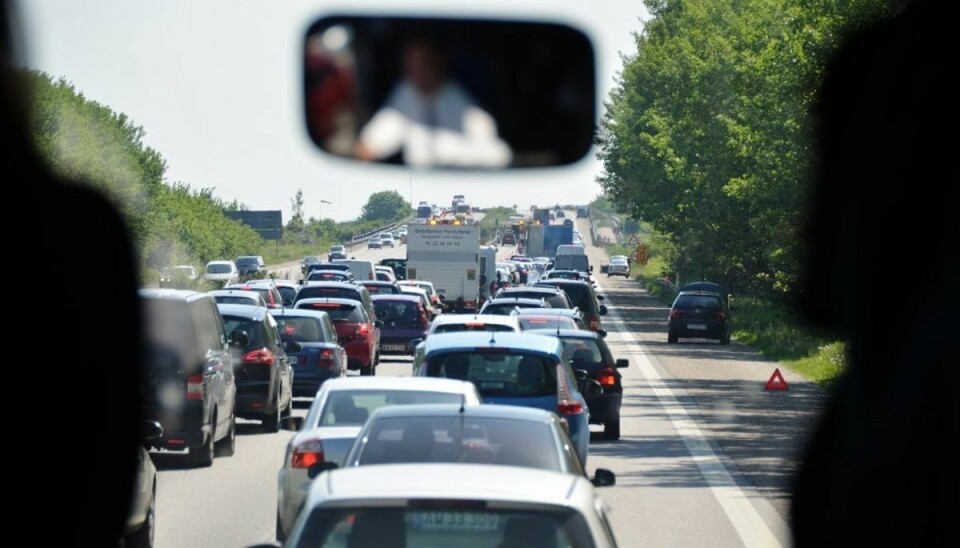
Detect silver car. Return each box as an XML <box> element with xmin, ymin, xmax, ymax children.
<box><xmin>607</xmin><ymin>257</ymin><xmax>630</xmax><ymax>278</ymax></box>
<box><xmin>284</xmin><ymin>464</ymin><xmax>619</xmax><ymax>547</ymax></box>
<box><xmin>275</xmin><ymin>377</ymin><xmax>482</xmax><ymax>540</ymax></box>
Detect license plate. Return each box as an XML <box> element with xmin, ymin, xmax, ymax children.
<box><xmin>381</xmin><ymin>344</ymin><xmax>406</xmax><ymax>351</ymax></box>
<box><xmin>687</xmin><ymin>324</ymin><xmax>707</xmax><ymax>330</ymax></box>
<box><xmin>413</xmin><ymin>511</ymin><xmax>500</xmax><ymax>532</ymax></box>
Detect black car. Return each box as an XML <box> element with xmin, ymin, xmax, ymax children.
<box><xmin>667</xmin><ymin>291</ymin><xmax>731</xmax><ymax>344</ymax></box>
<box><xmin>576</xmin><ymin>207</ymin><xmax>589</xmax><ymax>218</ymax></box>
<box><xmin>680</xmin><ymin>281</ymin><xmax>731</xmax><ymax>307</ymax></box>
<box><xmin>139</xmin><ymin>289</ymin><xmax>238</xmax><ymax>467</ymax></box>
<box><xmin>270</xmin><ymin>308</ymin><xmax>347</xmax><ymax>397</ymax></box>
<box><xmin>379</xmin><ymin>258</ymin><xmax>407</xmax><ymax>280</ymax></box>
<box><xmin>535</xmin><ymin>279</ymin><xmax>607</xmax><ymax>332</ymax></box>
<box><xmin>217</xmin><ymin>304</ymin><xmax>294</xmax><ymax>432</ymax></box>
<box><xmin>495</xmin><ymin>286</ymin><xmax>574</xmax><ymax>309</ymax></box>
<box><xmin>235</xmin><ymin>255</ymin><xmax>266</xmax><ymax>276</ymax></box>
<box><xmin>327</xmin><ymin>245</ymin><xmax>348</xmax><ymax>261</ymax></box>
<box><xmin>528</xmin><ymin>329</ymin><xmax>629</xmax><ymax>440</ymax></box>
<box><xmin>360</xmin><ymin>280</ymin><xmax>402</xmax><ymax>295</ymax></box>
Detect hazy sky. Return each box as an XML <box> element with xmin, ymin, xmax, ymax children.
<box><xmin>19</xmin><ymin>0</ymin><xmax>649</xmax><ymax>221</ymax></box>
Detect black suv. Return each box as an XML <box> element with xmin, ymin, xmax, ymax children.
<box><xmin>217</xmin><ymin>304</ymin><xmax>295</xmax><ymax>432</ymax></box>
<box><xmin>535</xmin><ymin>279</ymin><xmax>607</xmax><ymax>332</ymax></box>
<box><xmin>235</xmin><ymin>255</ymin><xmax>266</xmax><ymax>276</ymax></box>
<box><xmin>139</xmin><ymin>289</ymin><xmax>238</xmax><ymax>467</ymax></box>
<box><xmin>667</xmin><ymin>291</ymin><xmax>731</xmax><ymax>344</ymax></box>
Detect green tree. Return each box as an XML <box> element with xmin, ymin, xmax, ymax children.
<box><xmin>361</xmin><ymin>190</ymin><xmax>411</xmax><ymax>222</ymax></box>
<box><xmin>287</xmin><ymin>188</ymin><xmax>306</xmax><ymax>233</ymax></box>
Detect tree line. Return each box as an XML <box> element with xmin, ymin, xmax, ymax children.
<box><xmin>596</xmin><ymin>0</ymin><xmax>888</xmax><ymax>298</ymax></box>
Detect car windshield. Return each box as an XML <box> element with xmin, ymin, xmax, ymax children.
<box><xmin>296</xmin><ymin>287</ymin><xmax>361</xmax><ymax>302</ymax></box>
<box><xmin>675</xmin><ymin>295</ymin><xmax>723</xmax><ymax>309</ymax></box>
<box><xmin>519</xmin><ymin>317</ymin><xmax>578</xmax><ymax>330</ymax></box>
<box><xmin>295</xmin><ymin>507</ymin><xmax>594</xmax><ymax>548</ymax></box>
<box><xmin>275</xmin><ymin>286</ymin><xmax>297</xmax><ymax>303</ymax></box>
<box><xmin>206</xmin><ymin>263</ymin><xmax>232</xmax><ymax>274</ymax></box>
<box><xmin>352</xmin><ymin>416</ymin><xmax>561</xmax><ymax>470</ymax></box>
<box><xmin>427</xmin><ymin>352</ymin><xmax>557</xmax><ymax>398</ymax></box>
<box><xmin>213</xmin><ymin>295</ymin><xmax>258</xmax><ymax>306</ymax></box>
<box><xmin>236</xmin><ymin>258</ymin><xmax>259</xmax><ymax>267</ymax></box>
<box><xmin>316</xmin><ymin>390</ymin><xmax>464</xmax><ymax>427</ymax></box>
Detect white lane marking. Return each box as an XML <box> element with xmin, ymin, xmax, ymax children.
<box><xmin>596</xmin><ymin>281</ymin><xmax>785</xmax><ymax>548</ymax></box>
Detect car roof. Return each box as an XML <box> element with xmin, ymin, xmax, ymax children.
<box><xmin>675</xmin><ymin>290</ymin><xmax>726</xmax><ymax>299</ymax></box>
<box><xmin>371</xmin><ymin>294</ymin><xmax>421</xmax><ymax>303</ymax></box>
<box><xmin>498</xmin><ymin>286</ymin><xmax>562</xmax><ymax>295</ymax></box>
<box><xmin>249</xmin><ymin>278</ymin><xmax>298</xmax><ymax>287</ymax></box>
<box><xmin>368</xmin><ymin>403</ymin><xmax>556</xmax><ymax>423</ymax></box>
<box><xmin>485</xmin><ymin>297</ymin><xmax>548</xmax><ymax>306</ymax></box>
<box><xmin>537</xmin><ymin>278</ymin><xmax>589</xmax><ymax>287</ymax></box>
<box><xmin>430</xmin><ymin>314</ymin><xmax>520</xmax><ymax>326</ymax></box>
<box><xmin>296</xmin><ymin>297</ymin><xmax>361</xmax><ymax>307</ymax></box>
<box><xmin>269</xmin><ymin>308</ymin><xmax>329</xmax><ymax>320</ymax></box>
<box><xmin>525</xmin><ymin>328</ymin><xmax>599</xmax><ymax>340</ymax></box>
<box><xmin>138</xmin><ymin>288</ymin><xmax>211</xmax><ymax>303</ymax></box>
<box><xmin>307</xmin><ymin>464</ymin><xmax>589</xmax><ymax>509</ymax></box>
<box><xmin>205</xmin><ymin>260</ymin><xmax>234</xmax><ymax>266</ymax></box>
<box><xmin>361</xmin><ymin>281</ymin><xmax>399</xmax><ymax>286</ymax></box>
<box><xmin>513</xmin><ymin>308</ymin><xmax>582</xmax><ymax>318</ymax></box>
<box><xmin>209</xmin><ymin>289</ymin><xmax>261</xmax><ymax>298</ymax></box>
<box><xmin>319</xmin><ymin>376</ymin><xmax>477</xmax><ymax>394</ymax></box>
<box><xmin>302</xmin><ymin>281</ymin><xmax>362</xmax><ymax>290</ymax></box>
<box><xmin>216</xmin><ymin>303</ymin><xmax>269</xmax><ymax>320</ymax></box>
<box><xmin>421</xmin><ymin>331</ymin><xmax>563</xmax><ymax>356</ymax></box>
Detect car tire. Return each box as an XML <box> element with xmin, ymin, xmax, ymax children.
<box><xmin>605</xmin><ymin>420</ymin><xmax>621</xmax><ymax>441</ymax></box>
<box><xmin>124</xmin><ymin>484</ymin><xmax>155</xmax><ymax>548</ymax></box>
<box><xmin>215</xmin><ymin>414</ymin><xmax>236</xmax><ymax>457</ymax></box>
<box><xmin>188</xmin><ymin>427</ymin><xmax>215</xmax><ymax>468</ymax></box>
<box><xmin>263</xmin><ymin>396</ymin><xmax>282</xmax><ymax>433</ymax></box>
<box><xmin>276</xmin><ymin>512</ymin><xmax>286</xmax><ymax>543</ymax></box>
<box><xmin>667</xmin><ymin>332</ymin><xmax>678</xmax><ymax>344</ymax></box>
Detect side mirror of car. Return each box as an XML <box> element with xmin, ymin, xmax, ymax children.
<box><xmin>591</xmin><ymin>468</ymin><xmax>616</xmax><ymax>487</ymax></box>
<box><xmin>573</xmin><ymin>369</ymin><xmax>588</xmax><ymax>382</ymax></box>
<box><xmin>279</xmin><ymin>416</ymin><xmax>303</xmax><ymax>432</ymax></box>
<box><xmin>228</xmin><ymin>330</ymin><xmax>250</xmax><ymax>347</ymax></box>
<box><xmin>599</xmin><ymin>304</ymin><xmax>608</xmax><ymax>316</ymax></box>
<box><xmin>141</xmin><ymin>420</ymin><xmax>164</xmax><ymax>443</ymax></box>
<box><xmin>590</xmin><ymin>265</ymin><xmax>594</xmax><ymax>272</ymax></box>
<box><xmin>407</xmin><ymin>338</ymin><xmax>424</xmax><ymax>352</ymax></box>
<box><xmin>307</xmin><ymin>461</ymin><xmax>339</xmax><ymax>480</ymax></box>
<box><xmin>596</xmin><ymin>294</ymin><xmax>605</xmax><ymax>301</ymax></box>
<box><xmin>284</xmin><ymin>340</ymin><xmax>302</xmax><ymax>353</ymax></box>
<box><xmin>596</xmin><ymin>329</ymin><xmax>607</xmax><ymax>339</ymax></box>
<box><xmin>579</xmin><ymin>378</ymin><xmax>602</xmax><ymax>397</ymax></box>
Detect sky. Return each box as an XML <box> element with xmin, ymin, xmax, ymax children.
<box><xmin>18</xmin><ymin>0</ymin><xmax>649</xmax><ymax>222</ymax></box>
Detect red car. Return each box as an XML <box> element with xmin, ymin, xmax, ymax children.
<box><xmin>294</xmin><ymin>298</ymin><xmax>382</xmax><ymax>376</ymax></box>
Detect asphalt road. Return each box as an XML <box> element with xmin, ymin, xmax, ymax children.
<box><xmin>153</xmin><ymin>211</ymin><xmax>824</xmax><ymax>547</ymax></box>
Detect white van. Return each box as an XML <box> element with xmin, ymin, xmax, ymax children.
<box><xmin>555</xmin><ymin>244</ymin><xmax>586</xmax><ymax>257</ymax></box>
<box><xmin>332</xmin><ymin>259</ymin><xmax>376</xmax><ymax>281</ymax></box>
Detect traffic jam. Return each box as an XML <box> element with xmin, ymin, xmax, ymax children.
<box><xmin>139</xmin><ymin>197</ymin><xmax>664</xmax><ymax>547</ymax></box>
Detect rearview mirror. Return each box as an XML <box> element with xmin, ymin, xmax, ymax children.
<box><xmin>596</xmin><ymin>329</ymin><xmax>607</xmax><ymax>339</ymax></box>
<box><xmin>280</xmin><ymin>416</ymin><xmax>303</xmax><ymax>432</ymax></box>
<box><xmin>599</xmin><ymin>304</ymin><xmax>608</xmax><ymax>316</ymax></box>
<box><xmin>591</xmin><ymin>468</ymin><xmax>616</xmax><ymax>487</ymax></box>
<box><xmin>303</xmin><ymin>16</ymin><xmax>596</xmax><ymax>169</ymax></box>
<box><xmin>141</xmin><ymin>420</ymin><xmax>164</xmax><ymax>443</ymax></box>
<box><xmin>307</xmin><ymin>461</ymin><xmax>339</xmax><ymax>480</ymax></box>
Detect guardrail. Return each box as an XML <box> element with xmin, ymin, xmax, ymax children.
<box><xmin>346</xmin><ymin>216</ymin><xmax>415</xmax><ymax>249</ymax></box>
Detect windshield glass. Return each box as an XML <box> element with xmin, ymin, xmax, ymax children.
<box><xmin>316</xmin><ymin>390</ymin><xmax>464</xmax><ymax>427</ymax></box>
<box><xmin>206</xmin><ymin>263</ymin><xmax>233</xmax><ymax>274</ymax></box>
<box><xmin>432</xmin><ymin>323</ymin><xmax>516</xmax><ymax>334</ymax></box>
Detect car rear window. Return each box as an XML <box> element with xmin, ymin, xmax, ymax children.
<box><xmin>276</xmin><ymin>286</ymin><xmax>297</xmax><ymax>302</ymax></box>
<box><xmin>375</xmin><ymin>300</ymin><xmax>422</xmax><ymax>328</ymax></box>
<box><xmin>364</xmin><ymin>284</ymin><xmax>399</xmax><ymax>294</ymax></box>
<box><xmin>236</xmin><ymin>258</ymin><xmax>259</xmax><ymax>267</ymax></box>
<box><xmin>296</xmin><ymin>508</ymin><xmax>595</xmax><ymax>548</ymax></box>
<box><xmin>206</xmin><ymin>263</ymin><xmax>233</xmax><ymax>273</ymax></box>
<box><xmin>317</xmin><ymin>390</ymin><xmax>463</xmax><ymax>427</ymax></box>
<box><xmin>213</xmin><ymin>295</ymin><xmax>259</xmax><ymax>306</ymax></box>
<box><xmin>297</xmin><ymin>302</ymin><xmax>365</xmax><ymax>323</ymax></box>
<box><xmin>541</xmin><ymin>283</ymin><xmax>591</xmax><ymax>312</ymax></box>
<box><xmin>275</xmin><ymin>317</ymin><xmax>325</xmax><ymax>343</ymax></box>
<box><xmin>296</xmin><ymin>286</ymin><xmax>361</xmax><ymax>302</ymax></box>
<box><xmin>220</xmin><ymin>316</ymin><xmax>265</xmax><ymax>347</ymax></box>
<box><xmin>427</xmin><ymin>352</ymin><xmax>557</xmax><ymax>398</ymax></box>
<box><xmin>675</xmin><ymin>295</ymin><xmax>723</xmax><ymax>309</ymax></box>
<box><xmin>518</xmin><ymin>317</ymin><xmax>578</xmax><ymax>330</ymax></box>
<box><xmin>354</xmin><ymin>416</ymin><xmax>561</xmax><ymax>471</ymax></box>
<box><xmin>308</xmin><ymin>271</ymin><xmax>349</xmax><ymax>281</ymax></box>
<box><xmin>559</xmin><ymin>339</ymin><xmax>602</xmax><ymax>364</ymax></box>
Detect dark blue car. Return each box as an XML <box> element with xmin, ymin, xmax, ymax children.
<box><xmin>269</xmin><ymin>308</ymin><xmax>347</xmax><ymax>397</ymax></box>
<box><xmin>372</xmin><ymin>294</ymin><xmax>430</xmax><ymax>356</ymax></box>
<box><xmin>412</xmin><ymin>332</ymin><xmax>593</xmax><ymax>466</ymax></box>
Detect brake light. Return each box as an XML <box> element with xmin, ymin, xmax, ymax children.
<box><xmin>311</xmin><ymin>303</ymin><xmax>341</xmax><ymax>309</ymax></box>
<box><xmin>596</xmin><ymin>368</ymin><xmax>617</xmax><ymax>387</ymax></box>
<box><xmin>291</xmin><ymin>438</ymin><xmax>325</xmax><ymax>469</ymax></box>
<box><xmin>243</xmin><ymin>348</ymin><xmax>276</xmax><ymax>365</ymax></box>
<box><xmin>715</xmin><ymin>310</ymin><xmax>726</xmax><ymax>321</ymax></box>
<box><xmin>670</xmin><ymin>309</ymin><xmax>682</xmax><ymax>319</ymax></box>
<box><xmin>186</xmin><ymin>373</ymin><xmax>204</xmax><ymax>401</ymax></box>
<box><xmin>465</xmin><ymin>322</ymin><xmax>486</xmax><ymax>327</ymax></box>
<box><xmin>556</xmin><ymin>363</ymin><xmax>584</xmax><ymax>415</ymax></box>
<box><xmin>318</xmin><ymin>349</ymin><xmax>334</xmax><ymax>365</ymax></box>
<box><xmin>354</xmin><ymin>324</ymin><xmax>371</xmax><ymax>338</ymax></box>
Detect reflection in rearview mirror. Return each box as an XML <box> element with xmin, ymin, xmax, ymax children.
<box><xmin>304</xmin><ymin>16</ymin><xmax>595</xmax><ymax>169</ymax></box>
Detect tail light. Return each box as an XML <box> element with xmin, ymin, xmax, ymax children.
<box><xmin>186</xmin><ymin>373</ymin><xmax>205</xmax><ymax>401</ymax></box>
<box><xmin>243</xmin><ymin>348</ymin><xmax>276</xmax><ymax>365</ymax></box>
<box><xmin>354</xmin><ymin>323</ymin><xmax>371</xmax><ymax>338</ymax></box>
<box><xmin>291</xmin><ymin>437</ymin><xmax>325</xmax><ymax>468</ymax></box>
<box><xmin>556</xmin><ymin>363</ymin><xmax>584</xmax><ymax>415</ymax></box>
<box><xmin>670</xmin><ymin>309</ymin><xmax>683</xmax><ymax>319</ymax></box>
<box><xmin>318</xmin><ymin>348</ymin><xmax>335</xmax><ymax>366</ymax></box>
<box><xmin>596</xmin><ymin>368</ymin><xmax>617</xmax><ymax>387</ymax></box>
<box><xmin>714</xmin><ymin>310</ymin><xmax>726</xmax><ymax>321</ymax></box>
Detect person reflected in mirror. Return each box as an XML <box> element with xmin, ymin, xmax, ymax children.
<box><xmin>353</xmin><ymin>37</ymin><xmax>512</xmax><ymax>168</ymax></box>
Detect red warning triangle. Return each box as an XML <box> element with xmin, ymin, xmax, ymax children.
<box><xmin>765</xmin><ymin>368</ymin><xmax>788</xmax><ymax>391</ymax></box>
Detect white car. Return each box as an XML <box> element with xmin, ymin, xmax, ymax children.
<box><xmin>207</xmin><ymin>289</ymin><xmax>267</xmax><ymax>308</ymax></box>
<box><xmin>399</xmin><ymin>285</ymin><xmax>441</xmax><ymax>318</ymax></box>
<box><xmin>427</xmin><ymin>313</ymin><xmax>522</xmax><ymax>335</ymax></box>
<box><xmin>284</xmin><ymin>464</ymin><xmax>618</xmax><ymax>547</ymax></box>
<box><xmin>203</xmin><ymin>260</ymin><xmax>238</xmax><ymax>286</ymax></box>
<box><xmin>398</xmin><ymin>280</ymin><xmax>439</xmax><ymax>306</ymax></box>
<box><xmin>378</xmin><ymin>232</ymin><xmax>395</xmax><ymax>247</ymax></box>
<box><xmin>607</xmin><ymin>258</ymin><xmax>630</xmax><ymax>278</ymax></box>
<box><xmin>276</xmin><ymin>377</ymin><xmax>482</xmax><ymax>540</ymax></box>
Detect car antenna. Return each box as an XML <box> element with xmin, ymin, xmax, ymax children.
<box><xmin>459</xmin><ymin>392</ymin><xmax>466</xmax><ymax>414</ymax></box>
